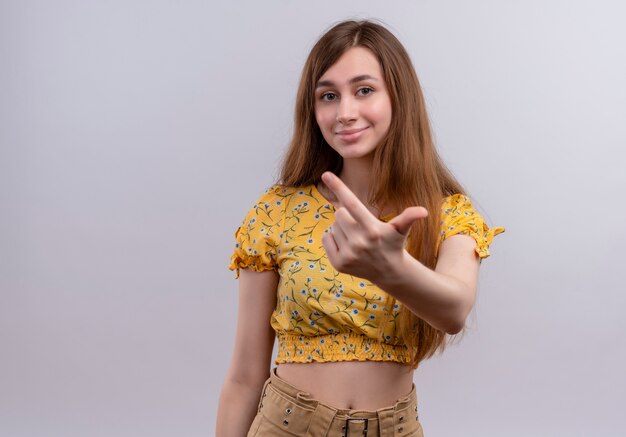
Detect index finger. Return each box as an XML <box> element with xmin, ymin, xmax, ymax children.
<box><xmin>321</xmin><ymin>171</ymin><xmax>379</xmax><ymax>226</ymax></box>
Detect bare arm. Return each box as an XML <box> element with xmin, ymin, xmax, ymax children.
<box><xmin>319</xmin><ymin>171</ymin><xmax>481</xmax><ymax>335</ymax></box>
<box><xmin>373</xmin><ymin>234</ymin><xmax>480</xmax><ymax>335</ymax></box>
<box><xmin>216</xmin><ymin>269</ymin><xmax>278</xmax><ymax>437</ymax></box>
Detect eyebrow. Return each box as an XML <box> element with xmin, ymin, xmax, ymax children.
<box><xmin>315</xmin><ymin>74</ymin><xmax>379</xmax><ymax>89</ymax></box>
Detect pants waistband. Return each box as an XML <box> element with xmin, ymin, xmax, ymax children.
<box><xmin>254</xmin><ymin>367</ymin><xmax>421</xmax><ymax>436</ymax></box>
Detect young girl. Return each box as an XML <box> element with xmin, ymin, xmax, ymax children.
<box><xmin>217</xmin><ymin>19</ymin><xmax>504</xmax><ymax>437</ymax></box>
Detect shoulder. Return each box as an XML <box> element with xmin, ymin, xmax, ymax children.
<box><xmin>245</xmin><ymin>185</ymin><xmax>299</xmax><ymax>215</ymax></box>
<box><xmin>440</xmin><ymin>193</ymin><xmax>472</xmax><ymax>213</ymax></box>
<box><xmin>256</xmin><ymin>184</ymin><xmax>326</xmax><ymax>208</ymax></box>
<box><xmin>439</xmin><ymin>193</ymin><xmax>505</xmax><ymax>259</ymax></box>
<box><xmin>242</xmin><ymin>183</ymin><xmax>329</xmax><ymax>222</ymax></box>
<box><xmin>440</xmin><ymin>193</ymin><xmax>487</xmax><ymax>225</ymax></box>
<box><xmin>252</xmin><ymin>185</ymin><xmax>303</xmax><ymax>203</ymax></box>
<box><xmin>229</xmin><ymin>185</ymin><xmax>298</xmax><ymax>276</ymax></box>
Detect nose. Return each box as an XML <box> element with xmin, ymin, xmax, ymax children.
<box><xmin>336</xmin><ymin>96</ymin><xmax>357</xmax><ymax>124</ymax></box>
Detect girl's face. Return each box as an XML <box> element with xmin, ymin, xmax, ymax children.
<box><xmin>314</xmin><ymin>47</ymin><xmax>392</xmax><ymax>162</ymax></box>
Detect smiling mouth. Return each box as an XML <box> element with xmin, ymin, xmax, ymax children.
<box><xmin>336</xmin><ymin>127</ymin><xmax>368</xmax><ymax>135</ymax></box>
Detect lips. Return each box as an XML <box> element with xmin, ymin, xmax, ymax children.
<box><xmin>336</xmin><ymin>126</ymin><xmax>369</xmax><ymax>142</ymax></box>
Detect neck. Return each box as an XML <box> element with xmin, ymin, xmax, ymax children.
<box><xmin>338</xmin><ymin>156</ymin><xmax>374</xmax><ymax>206</ymax></box>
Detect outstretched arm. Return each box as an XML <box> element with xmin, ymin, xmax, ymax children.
<box><xmin>320</xmin><ymin>171</ymin><xmax>479</xmax><ymax>335</ymax></box>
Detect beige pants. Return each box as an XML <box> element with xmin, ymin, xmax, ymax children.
<box><xmin>248</xmin><ymin>367</ymin><xmax>424</xmax><ymax>437</ymax></box>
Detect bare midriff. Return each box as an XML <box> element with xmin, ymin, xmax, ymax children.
<box><xmin>275</xmin><ymin>361</ymin><xmax>415</xmax><ymax>410</ymax></box>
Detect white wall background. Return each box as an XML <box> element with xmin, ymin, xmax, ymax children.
<box><xmin>1</xmin><ymin>1</ymin><xmax>625</xmax><ymax>436</ymax></box>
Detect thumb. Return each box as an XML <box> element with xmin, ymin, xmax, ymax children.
<box><xmin>388</xmin><ymin>206</ymin><xmax>428</xmax><ymax>236</ymax></box>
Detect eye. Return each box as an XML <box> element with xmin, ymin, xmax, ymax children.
<box><xmin>320</xmin><ymin>92</ymin><xmax>337</xmax><ymax>102</ymax></box>
<box><xmin>357</xmin><ymin>87</ymin><xmax>374</xmax><ymax>96</ymax></box>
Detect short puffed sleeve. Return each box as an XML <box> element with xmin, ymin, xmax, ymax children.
<box><xmin>228</xmin><ymin>186</ymin><xmax>286</xmax><ymax>278</ymax></box>
<box><xmin>440</xmin><ymin>194</ymin><xmax>505</xmax><ymax>259</ymax></box>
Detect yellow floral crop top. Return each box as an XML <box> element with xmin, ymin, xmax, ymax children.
<box><xmin>229</xmin><ymin>184</ymin><xmax>504</xmax><ymax>365</ymax></box>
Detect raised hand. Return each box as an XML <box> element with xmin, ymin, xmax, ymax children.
<box><xmin>320</xmin><ymin>171</ymin><xmax>429</xmax><ymax>283</ymax></box>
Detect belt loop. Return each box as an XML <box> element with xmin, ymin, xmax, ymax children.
<box><xmin>305</xmin><ymin>402</ymin><xmax>336</xmax><ymax>436</ymax></box>
<box><xmin>377</xmin><ymin>408</ymin><xmax>395</xmax><ymax>437</ymax></box>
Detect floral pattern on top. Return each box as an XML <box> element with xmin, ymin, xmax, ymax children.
<box><xmin>440</xmin><ymin>194</ymin><xmax>505</xmax><ymax>258</ymax></box>
<box><xmin>229</xmin><ymin>185</ymin><xmax>504</xmax><ymax>364</ymax></box>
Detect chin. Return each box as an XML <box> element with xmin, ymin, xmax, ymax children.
<box><xmin>337</xmin><ymin>146</ymin><xmax>376</xmax><ymax>160</ymax></box>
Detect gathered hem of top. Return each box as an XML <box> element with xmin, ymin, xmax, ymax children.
<box><xmin>275</xmin><ymin>332</ymin><xmax>412</xmax><ymax>364</ymax></box>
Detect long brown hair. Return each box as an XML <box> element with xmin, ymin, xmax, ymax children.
<box><xmin>278</xmin><ymin>19</ymin><xmax>466</xmax><ymax>368</ymax></box>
